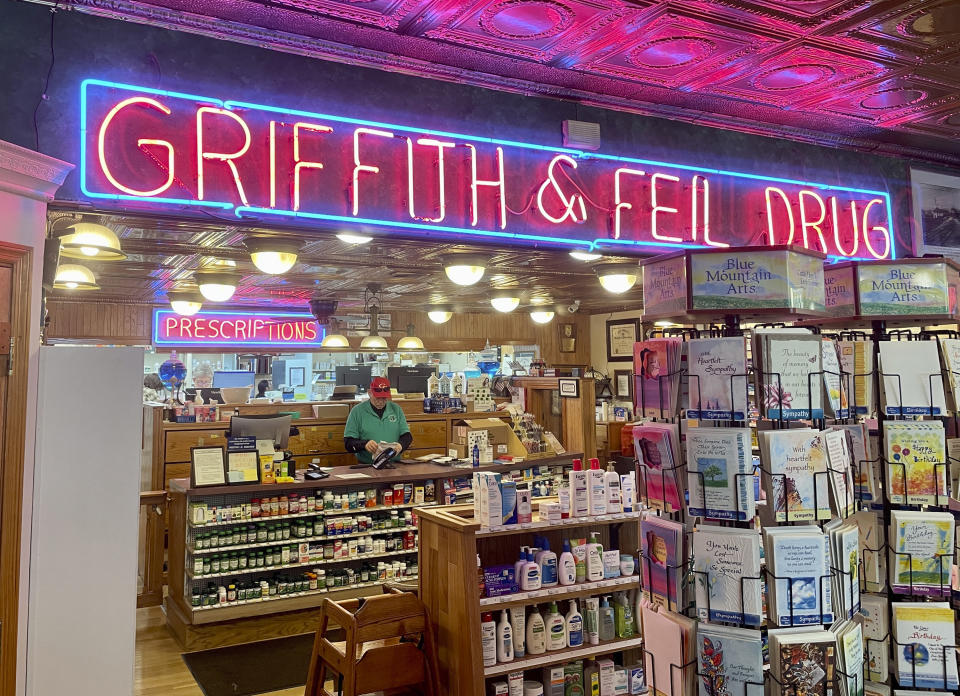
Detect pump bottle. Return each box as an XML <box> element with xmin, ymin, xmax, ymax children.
<box><xmin>525</xmin><ymin>605</ymin><xmax>546</xmax><ymax>655</ymax></box>
<box><xmin>520</xmin><ymin>549</ymin><xmax>541</xmax><ymax>591</ymax></box>
<box><xmin>496</xmin><ymin>610</ymin><xmax>514</xmax><ymax>662</ymax></box>
<box><xmin>586</xmin><ymin>532</ymin><xmax>604</xmax><ymax>581</ymax></box>
<box><xmin>538</xmin><ymin>538</ymin><xmax>558</xmax><ymax>587</ymax></box>
<box><xmin>565</xmin><ymin>599</ymin><xmax>584</xmax><ymax>647</ymax></box>
<box><xmin>598</xmin><ymin>596</ymin><xmax>615</xmax><ymax>641</ymax></box>
<box><xmin>604</xmin><ymin>462</ymin><xmax>622</xmax><ymax>513</ymax></box>
<box><xmin>588</xmin><ymin>458</ymin><xmax>607</xmax><ymax>516</ymax></box>
<box><xmin>558</xmin><ymin>540</ymin><xmax>576</xmax><ymax>586</ymax></box>
<box><xmin>568</xmin><ymin>458</ymin><xmax>589</xmax><ymax>517</ymax></box>
<box><xmin>544</xmin><ymin>601</ymin><xmax>566</xmax><ymax>651</ymax></box>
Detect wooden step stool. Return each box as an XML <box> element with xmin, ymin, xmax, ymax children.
<box><xmin>304</xmin><ymin>590</ymin><xmax>440</xmax><ymax>696</ymax></box>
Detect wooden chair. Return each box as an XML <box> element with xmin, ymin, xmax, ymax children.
<box><xmin>304</xmin><ymin>590</ymin><xmax>440</xmax><ymax>696</ymax></box>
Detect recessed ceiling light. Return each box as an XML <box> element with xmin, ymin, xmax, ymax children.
<box><xmin>336</xmin><ymin>232</ymin><xmax>373</xmax><ymax>244</ymax></box>
<box><xmin>569</xmin><ymin>250</ymin><xmax>602</xmax><ymax>261</ymax></box>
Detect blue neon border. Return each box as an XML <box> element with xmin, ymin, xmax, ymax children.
<box><xmin>81</xmin><ymin>78</ymin><xmax>896</xmax><ymax>260</ymax></box>
<box><xmin>153</xmin><ymin>308</ymin><xmax>327</xmax><ymax>347</ymax></box>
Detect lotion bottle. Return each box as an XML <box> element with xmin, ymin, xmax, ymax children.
<box><xmin>565</xmin><ymin>599</ymin><xmax>584</xmax><ymax>648</ymax></box>
<box><xmin>558</xmin><ymin>483</ymin><xmax>571</xmax><ymax>519</ymax></box>
<box><xmin>604</xmin><ymin>463</ymin><xmax>622</xmax><ymax>513</ymax></box>
<box><xmin>586</xmin><ymin>532</ymin><xmax>604</xmax><ymax>581</ymax></box>
<box><xmin>538</xmin><ymin>538</ymin><xmax>558</xmax><ymax>587</ymax></box>
<box><xmin>544</xmin><ymin>601</ymin><xmax>566</xmax><ymax>651</ymax></box>
<box><xmin>568</xmin><ymin>458</ymin><xmax>589</xmax><ymax>517</ymax></box>
<box><xmin>510</xmin><ymin>606</ymin><xmax>526</xmax><ymax>658</ymax></box>
<box><xmin>513</xmin><ymin>546</ymin><xmax>528</xmax><ymax>585</ymax></box>
<box><xmin>620</xmin><ymin>472</ymin><xmax>636</xmax><ymax>513</ymax></box>
<box><xmin>481</xmin><ymin>612</ymin><xmax>497</xmax><ymax>666</ymax></box>
<box><xmin>521</xmin><ymin>549</ymin><xmax>541</xmax><ymax>591</ymax></box>
<box><xmin>558</xmin><ymin>540</ymin><xmax>576</xmax><ymax>586</ymax></box>
<box><xmin>496</xmin><ymin>610</ymin><xmax>514</xmax><ymax>663</ymax></box>
<box><xmin>525</xmin><ymin>606</ymin><xmax>546</xmax><ymax>655</ymax></box>
<box><xmin>598</xmin><ymin>596</ymin><xmax>615</xmax><ymax>641</ymax></box>
<box><xmin>573</xmin><ymin>541</ymin><xmax>587</xmax><ymax>583</ymax></box>
<box><xmin>588</xmin><ymin>458</ymin><xmax>607</xmax><ymax>516</ymax></box>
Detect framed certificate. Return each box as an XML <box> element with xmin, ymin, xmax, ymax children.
<box><xmin>190</xmin><ymin>446</ymin><xmax>227</xmax><ymax>488</ymax></box>
<box><xmin>607</xmin><ymin>318</ymin><xmax>640</xmax><ymax>362</ymax></box>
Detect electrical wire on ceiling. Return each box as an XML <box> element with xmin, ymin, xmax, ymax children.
<box><xmin>33</xmin><ymin>5</ymin><xmax>57</xmax><ymax>152</ymax></box>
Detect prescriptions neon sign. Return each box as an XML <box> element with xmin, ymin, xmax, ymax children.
<box><xmin>82</xmin><ymin>79</ymin><xmax>895</xmax><ymax>260</ymax></box>
<box><xmin>153</xmin><ymin>309</ymin><xmax>324</xmax><ymax>347</ymax></box>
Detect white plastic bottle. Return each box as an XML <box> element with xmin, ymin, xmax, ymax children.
<box><xmin>481</xmin><ymin>612</ymin><xmax>497</xmax><ymax>667</ymax></box>
<box><xmin>620</xmin><ymin>472</ymin><xmax>636</xmax><ymax>513</ymax></box>
<box><xmin>566</xmin><ymin>599</ymin><xmax>584</xmax><ymax>648</ymax></box>
<box><xmin>544</xmin><ymin>601</ymin><xmax>566</xmax><ymax>651</ymax></box>
<box><xmin>558</xmin><ymin>540</ymin><xmax>576</xmax><ymax>586</ymax></box>
<box><xmin>586</xmin><ymin>532</ymin><xmax>604</xmax><ymax>581</ymax></box>
<box><xmin>584</xmin><ymin>597</ymin><xmax>600</xmax><ymax>646</ymax></box>
<box><xmin>538</xmin><ymin>538</ymin><xmax>558</xmax><ymax>588</ymax></box>
<box><xmin>558</xmin><ymin>483</ymin><xmax>571</xmax><ymax>519</ymax></box>
<box><xmin>526</xmin><ymin>606</ymin><xmax>546</xmax><ymax>655</ymax></box>
<box><xmin>510</xmin><ymin>606</ymin><xmax>526</xmax><ymax>658</ymax></box>
<box><xmin>513</xmin><ymin>546</ymin><xmax>528</xmax><ymax>584</ymax></box>
<box><xmin>588</xmin><ymin>458</ymin><xmax>607</xmax><ymax>516</ymax></box>
<box><xmin>604</xmin><ymin>463</ymin><xmax>622</xmax><ymax>513</ymax></box>
<box><xmin>521</xmin><ymin>549</ymin><xmax>541</xmax><ymax>591</ymax></box>
<box><xmin>568</xmin><ymin>458</ymin><xmax>589</xmax><ymax>518</ymax></box>
<box><xmin>496</xmin><ymin>610</ymin><xmax>514</xmax><ymax>663</ymax></box>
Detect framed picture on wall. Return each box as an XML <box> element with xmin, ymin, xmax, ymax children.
<box><xmin>559</xmin><ymin>378</ymin><xmax>580</xmax><ymax>398</ymax></box>
<box><xmin>558</xmin><ymin>323</ymin><xmax>577</xmax><ymax>353</ymax></box>
<box><xmin>606</xmin><ymin>318</ymin><xmax>640</xmax><ymax>362</ymax></box>
<box><xmin>289</xmin><ymin>366</ymin><xmax>305</xmax><ymax>388</ymax></box>
<box><xmin>911</xmin><ymin>169</ymin><xmax>960</xmax><ymax>256</ymax></box>
<box><xmin>190</xmin><ymin>446</ymin><xmax>227</xmax><ymax>488</ymax></box>
<box><xmin>614</xmin><ymin>370</ymin><xmax>633</xmax><ymax>400</ymax></box>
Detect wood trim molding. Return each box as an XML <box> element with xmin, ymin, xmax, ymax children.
<box><xmin>0</xmin><ymin>141</ymin><xmax>73</xmax><ymax>202</ymax></box>
<box><xmin>0</xmin><ymin>242</ymin><xmax>34</xmax><ymax>696</ymax></box>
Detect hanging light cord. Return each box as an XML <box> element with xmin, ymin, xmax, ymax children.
<box><xmin>33</xmin><ymin>6</ymin><xmax>58</xmax><ymax>152</ymax></box>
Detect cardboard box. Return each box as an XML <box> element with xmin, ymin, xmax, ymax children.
<box><xmin>598</xmin><ymin>658</ymin><xmax>616</xmax><ymax>696</ymax></box>
<box><xmin>451</xmin><ymin>418</ymin><xmax>527</xmax><ymax>458</ymax></box>
<box><xmin>542</xmin><ymin>665</ymin><xmax>564</xmax><ymax>696</ymax></box>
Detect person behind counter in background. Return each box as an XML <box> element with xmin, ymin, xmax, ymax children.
<box><xmin>256</xmin><ymin>380</ymin><xmax>270</xmax><ymax>398</ymax></box>
<box><xmin>343</xmin><ymin>377</ymin><xmax>413</xmax><ymax>465</ymax></box>
<box><xmin>143</xmin><ymin>373</ymin><xmax>165</xmax><ymax>403</ymax></box>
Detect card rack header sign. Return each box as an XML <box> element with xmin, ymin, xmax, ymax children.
<box><xmin>83</xmin><ymin>79</ymin><xmax>894</xmax><ymax>260</ymax></box>
<box><xmin>153</xmin><ymin>309</ymin><xmax>324</xmax><ymax>347</ymax></box>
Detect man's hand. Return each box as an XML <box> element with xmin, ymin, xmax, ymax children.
<box><xmin>365</xmin><ymin>440</ymin><xmax>379</xmax><ymax>454</ymax></box>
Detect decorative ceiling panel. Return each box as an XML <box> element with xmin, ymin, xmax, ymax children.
<box><xmin>42</xmin><ymin>0</ymin><xmax>960</xmax><ymax>163</ymax></box>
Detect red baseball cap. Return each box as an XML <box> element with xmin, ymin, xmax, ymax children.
<box><xmin>369</xmin><ymin>377</ymin><xmax>392</xmax><ymax>398</ymax></box>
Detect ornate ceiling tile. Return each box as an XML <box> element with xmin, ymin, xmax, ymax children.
<box><xmin>268</xmin><ymin>0</ymin><xmax>426</xmax><ymax>30</ymax></box>
<box><xmin>811</xmin><ymin>73</ymin><xmax>959</xmax><ymax>125</ymax></box>
<box><xmin>849</xmin><ymin>0</ymin><xmax>960</xmax><ymax>57</ymax></box>
<box><xmin>702</xmin><ymin>44</ymin><xmax>889</xmax><ymax>108</ymax></box>
<box><xmin>700</xmin><ymin>0</ymin><xmax>877</xmax><ymax>29</ymax></box>
<box><xmin>423</xmin><ymin>0</ymin><xmax>628</xmax><ymax>63</ymax></box>
<box><xmin>578</xmin><ymin>8</ymin><xmax>780</xmax><ymax>89</ymax></box>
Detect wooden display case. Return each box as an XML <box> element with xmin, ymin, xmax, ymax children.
<box><xmin>416</xmin><ymin>502</ymin><xmax>641</xmax><ymax>696</ymax></box>
<box><xmin>165</xmin><ymin>454</ymin><xmax>579</xmax><ymax>650</ymax></box>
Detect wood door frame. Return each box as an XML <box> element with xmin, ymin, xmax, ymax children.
<box><xmin>0</xmin><ymin>241</ymin><xmax>33</xmax><ymax>696</ymax></box>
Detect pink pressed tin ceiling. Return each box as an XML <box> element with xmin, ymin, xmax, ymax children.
<box><xmin>52</xmin><ymin>0</ymin><xmax>960</xmax><ymax>163</ymax></box>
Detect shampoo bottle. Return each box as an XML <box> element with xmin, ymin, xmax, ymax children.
<box><xmin>588</xmin><ymin>458</ymin><xmax>607</xmax><ymax>516</ymax></box>
<box><xmin>565</xmin><ymin>599</ymin><xmax>584</xmax><ymax>648</ymax></box>
<box><xmin>558</xmin><ymin>540</ymin><xmax>576</xmax><ymax>586</ymax></box>
<box><xmin>510</xmin><ymin>606</ymin><xmax>526</xmax><ymax>658</ymax></box>
<box><xmin>584</xmin><ymin>597</ymin><xmax>600</xmax><ymax>646</ymax></box>
<box><xmin>544</xmin><ymin>601</ymin><xmax>566</xmax><ymax>651</ymax></box>
<box><xmin>538</xmin><ymin>538</ymin><xmax>558</xmax><ymax>587</ymax></box>
<box><xmin>568</xmin><ymin>458</ymin><xmax>589</xmax><ymax>518</ymax></box>
<box><xmin>598</xmin><ymin>596</ymin><xmax>615</xmax><ymax>641</ymax></box>
<box><xmin>496</xmin><ymin>610</ymin><xmax>514</xmax><ymax>663</ymax></box>
<box><xmin>525</xmin><ymin>606</ymin><xmax>546</xmax><ymax>655</ymax></box>
<box><xmin>481</xmin><ymin>612</ymin><xmax>497</xmax><ymax>666</ymax></box>
<box><xmin>521</xmin><ymin>549</ymin><xmax>542</xmax><ymax>591</ymax></box>
<box><xmin>586</xmin><ymin>532</ymin><xmax>604</xmax><ymax>581</ymax></box>
<box><xmin>604</xmin><ymin>463</ymin><xmax>622</xmax><ymax>513</ymax></box>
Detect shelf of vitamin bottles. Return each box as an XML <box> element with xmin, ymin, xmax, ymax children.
<box><xmin>186</xmin><ymin>547</ymin><xmax>418</xmax><ymax>581</ymax></box>
<box><xmin>188</xmin><ymin>525</ymin><xmax>419</xmax><ymax>556</ymax></box>
<box><xmin>188</xmin><ymin>501</ymin><xmax>423</xmax><ymax>529</ymax></box>
<box><xmin>476</xmin><ymin>509</ymin><xmax>642</xmax><ymax>537</ymax></box>
<box><xmin>478</xmin><ymin>575</ymin><xmax>639</xmax><ymax>609</ymax></box>
<box><xmin>483</xmin><ymin>635</ymin><xmax>645</xmax><ymax>677</ymax></box>
<box><xmin>191</xmin><ymin>575</ymin><xmax>418</xmax><ymax>624</ymax></box>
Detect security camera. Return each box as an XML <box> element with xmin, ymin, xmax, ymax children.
<box><xmin>566</xmin><ymin>300</ymin><xmax>581</xmax><ymax>314</ymax></box>
<box><xmin>308</xmin><ymin>297</ymin><xmax>338</xmax><ymax>325</ymax></box>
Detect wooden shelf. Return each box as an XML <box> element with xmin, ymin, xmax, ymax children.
<box><xmin>187</xmin><ymin>548</ymin><xmax>417</xmax><ymax>580</ymax></box>
<box><xmin>477</xmin><ymin>510</ymin><xmax>641</xmax><ymax>538</ymax></box>
<box><xmin>478</xmin><ymin>576</ymin><xmax>639</xmax><ymax>610</ymax></box>
<box><xmin>483</xmin><ymin>635</ymin><xmax>645</xmax><ymax>677</ymax></box>
<box><xmin>189</xmin><ymin>502</ymin><xmax>422</xmax><ymax>529</ymax></box>
<box><xmin>189</xmin><ymin>525</ymin><xmax>418</xmax><ymax>555</ymax></box>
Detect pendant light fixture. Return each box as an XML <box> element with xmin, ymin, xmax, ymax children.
<box><xmin>569</xmin><ymin>250</ymin><xmax>602</xmax><ymax>262</ymax></box>
<box><xmin>359</xmin><ymin>333</ymin><xmax>389</xmax><ymax>350</ymax></box>
<box><xmin>529</xmin><ymin>309</ymin><xmax>555</xmax><ymax>324</ymax></box>
<box><xmin>196</xmin><ymin>270</ymin><xmax>239</xmax><ymax>302</ymax></box>
<box><xmin>53</xmin><ymin>264</ymin><xmax>99</xmax><ymax>290</ymax></box>
<box><xmin>245</xmin><ymin>237</ymin><xmax>301</xmax><ymax>275</ymax></box>
<box><xmin>490</xmin><ymin>295</ymin><xmax>520</xmax><ymax>313</ymax></box>
<box><xmin>168</xmin><ymin>289</ymin><xmax>203</xmax><ymax>316</ymax></box>
<box><xmin>58</xmin><ymin>222</ymin><xmax>126</xmax><ymax>260</ymax></box>
<box><xmin>358</xmin><ymin>284</ymin><xmax>389</xmax><ymax>350</ymax></box>
<box><xmin>397</xmin><ymin>324</ymin><xmax>425</xmax><ymax>351</ymax></box>
<box><xmin>320</xmin><ymin>318</ymin><xmax>350</xmax><ymax>348</ymax></box>
<box><xmin>595</xmin><ymin>263</ymin><xmax>638</xmax><ymax>294</ymax></box>
<box><xmin>427</xmin><ymin>304</ymin><xmax>453</xmax><ymax>324</ymax></box>
<box><xmin>336</xmin><ymin>232</ymin><xmax>373</xmax><ymax>245</ymax></box>
<box><xmin>442</xmin><ymin>254</ymin><xmax>486</xmax><ymax>286</ymax></box>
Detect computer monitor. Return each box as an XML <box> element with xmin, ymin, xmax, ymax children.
<box><xmin>229</xmin><ymin>414</ymin><xmax>293</xmax><ymax>449</ymax></box>
<box><xmin>336</xmin><ymin>365</ymin><xmax>373</xmax><ymax>393</ymax></box>
<box><xmin>387</xmin><ymin>366</ymin><xmax>436</xmax><ymax>395</ymax></box>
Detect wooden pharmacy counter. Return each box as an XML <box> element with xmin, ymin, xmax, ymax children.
<box><xmin>165</xmin><ymin>452</ymin><xmax>580</xmax><ymax>651</ymax></box>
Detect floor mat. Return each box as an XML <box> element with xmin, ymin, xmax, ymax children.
<box><xmin>182</xmin><ymin>634</ymin><xmax>314</xmax><ymax>696</ymax></box>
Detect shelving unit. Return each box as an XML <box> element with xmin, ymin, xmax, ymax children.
<box><xmin>416</xmin><ymin>503</ymin><xmax>641</xmax><ymax>696</ymax></box>
<box><xmin>166</xmin><ymin>453</ymin><xmax>579</xmax><ymax>650</ymax></box>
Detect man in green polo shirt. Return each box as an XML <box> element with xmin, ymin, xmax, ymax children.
<box><xmin>343</xmin><ymin>377</ymin><xmax>413</xmax><ymax>465</ymax></box>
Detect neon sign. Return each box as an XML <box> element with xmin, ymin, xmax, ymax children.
<box><xmin>82</xmin><ymin>79</ymin><xmax>895</xmax><ymax>260</ymax></box>
<box><xmin>153</xmin><ymin>309</ymin><xmax>323</xmax><ymax>348</ymax></box>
